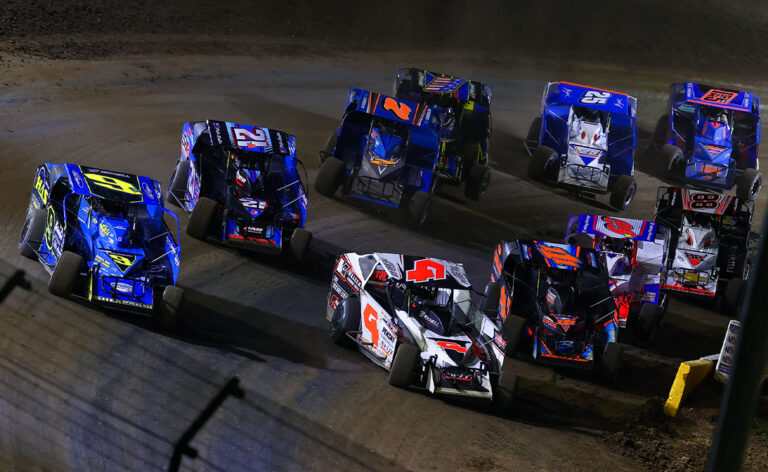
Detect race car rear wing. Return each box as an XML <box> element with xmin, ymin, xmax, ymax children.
<box><xmin>673</xmin><ymin>82</ymin><xmax>759</xmax><ymax>115</ymax></box>
<box><xmin>565</xmin><ymin>214</ymin><xmax>658</xmax><ymax>242</ymax></box>
<box><xmin>205</xmin><ymin>120</ymin><xmax>297</xmax><ymax>158</ymax></box>
<box><xmin>396</xmin><ymin>68</ymin><xmax>492</xmax><ymax>105</ymax></box>
<box><xmin>543</xmin><ymin>81</ymin><xmax>637</xmax><ymax>117</ymax></box>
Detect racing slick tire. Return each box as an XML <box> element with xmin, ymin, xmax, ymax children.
<box><xmin>528</xmin><ymin>145</ymin><xmax>557</xmax><ymax>181</ymax></box>
<box><xmin>288</xmin><ymin>228</ymin><xmax>312</xmax><ymax>261</ymax></box>
<box><xmin>609</xmin><ymin>175</ymin><xmax>637</xmax><ymax>210</ymax></box>
<box><xmin>493</xmin><ymin>361</ymin><xmax>519</xmax><ymax>416</ymax></box>
<box><xmin>736</xmin><ymin>168</ymin><xmax>762</xmax><ymax>201</ymax></box>
<box><xmin>465</xmin><ymin>165</ymin><xmax>492</xmax><ymax>201</ymax></box>
<box><xmin>186</xmin><ymin>196</ymin><xmax>218</xmax><ymax>240</ymax></box>
<box><xmin>659</xmin><ymin>144</ymin><xmax>683</xmax><ymax>179</ymax></box>
<box><xmin>650</xmin><ymin>114</ymin><xmax>669</xmax><ymax>151</ymax></box>
<box><xmin>18</xmin><ymin>208</ymin><xmax>46</xmax><ymax>259</ymax></box>
<box><xmin>389</xmin><ymin>343</ymin><xmax>420</xmax><ymax>389</ymax></box>
<box><xmin>636</xmin><ymin>302</ymin><xmax>662</xmax><ymax>344</ymax></box>
<box><xmin>330</xmin><ymin>297</ymin><xmax>361</xmax><ymax>348</ymax></box>
<box><xmin>599</xmin><ymin>342</ymin><xmax>624</xmax><ymax>384</ymax></box>
<box><xmin>723</xmin><ymin>278</ymin><xmax>747</xmax><ymax>316</ymax></box>
<box><xmin>483</xmin><ymin>280</ymin><xmax>502</xmax><ymax>315</ymax></box>
<box><xmin>524</xmin><ymin>117</ymin><xmax>542</xmax><ymax>151</ymax></box>
<box><xmin>158</xmin><ymin>285</ymin><xmax>184</xmax><ymax>330</ymax></box>
<box><xmin>315</xmin><ymin>156</ymin><xmax>346</xmax><ymax>197</ymax></box>
<box><xmin>406</xmin><ymin>191</ymin><xmax>431</xmax><ymax>228</ymax></box>
<box><xmin>48</xmin><ymin>251</ymin><xmax>83</xmax><ymax>298</ymax></box>
<box><xmin>501</xmin><ymin>314</ymin><xmax>526</xmax><ymax>356</ymax></box>
<box><xmin>321</xmin><ymin>131</ymin><xmax>337</xmax><ymax>162</ymax></box>
<box><xmin>166</xmin><ymin>160</ymin><xmax>190</xmax><ymax>207</ymax></box>
<box><xmin>564</xmin><ymin>232</ymin><xmax>594</xmax><ymax>249</ymax></box>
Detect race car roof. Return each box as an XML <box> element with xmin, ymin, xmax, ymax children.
<box><xmin>518</xmin><ymin>240</ymin><xmax>601</xmax><ymax>271</ymax></box>
<box><xmin>678</xmin><ymin>82</ymin><xmax>757</xmax><ymax>113</ymax></box>
<box><xmin>358</xmin><ymin>253</ymin><xmax>471</xmax><ymax>288</ymax></box>
<box><xmin>548</xmin><ymin>81</ymin><xmax>635</xmax><ymax>116</ymax></box>
<box><xmin>567</xmin><ymin>214</ymin><xmax>658</xmax><ymax>242</ymax></box>
<box><xmin>59</xmin><ymin>163</ymin><xmax>162</xmax><ymax>205</ymax></box>
<box><xmin>347</xmin><ymin>88</ymin><xmax>440</xmax><ymax>129</ymax></box>
<box><xmin>398</xmin><ymin>68</ymin><xmax>491</xmax><ymax>101</ymax></box>
<box><xmin>206</xmin><ymin>120</ymin><xmax>297</xmax><ymax>158</ymax></box>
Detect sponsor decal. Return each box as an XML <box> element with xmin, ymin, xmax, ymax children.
<box><xmin>424</xmin><ymin>76</ymin><xmax>463</xmax><ymax>93</ymax></box>
<box><xmin>115</xmin><ymin>282</ymin><xmax>133</xmax><ymax>293</ymax></box>
<box><xmin>686</xmin><ymin>252</ymin><xmax>706</xmax><ymax>267</ymax></box>
<box><xmin>72</xmin><ymin>169</ymin><xmax>85</xmax><ymax>189</ymax></box>
<box><xmin>580</xmin><ymin>90</ymin><xmax>610</xmax><ymax>105</ymax></box>
<box><xmin>436</xmin><ymin>340</ymin><xmax>468</xmax><ymax>354</ymax></box>
<box><xmin>231</xmin><ymin>126</ymin><xmax>269</xmax><ymax>149</ymax></box>
<box><xmin>141</xmin><ymin>181</ymin><xmax>153</xmax><ymax>199</ymax></box>
<box><xmin>701</xmin><ymin>89</ymin><xmax>738</xmax><ymax>104</ymax></box>
<box><xmin>99</xmin><ymin>221</ymin><xmax>111</xmax><ymax>237</ymax></box>
<box><xmin>536</xmin><ymin>243</ymin><xmax>581</xmax><ymax>269</ymax></box>
<box><xmin>107</xmin><ymin>253</ymin><xmax>137</xmax><ymax>273</ymax></box>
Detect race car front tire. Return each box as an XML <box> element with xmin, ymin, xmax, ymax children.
<box><xmin>528</xmin><ymin>146</ymin><xmax>557</xmax><ymax>181</ymax></box>
<box><xmin>315</xmin><ymin>156</ymin><xmax>346</xmax><ymax>197</ymax></box>
<box><xmin>599</xmin><ymin>342</ymin><xmax>624</xmax><ymax>384</ymax></box>
<box><xmin>187</xmin><ymin>197</ymin><xmax>218</xmax><ymax>240</ymax></box>
<box><xmin>650</xmin><ymin>114</ymin><xmax>669</xmax><ymax>151</ymax></box>
<box><xmin>609</xmin><ymin>175</ymin><xmax>637</xmax><ymax>210</ymax></box>
<box><xmin>659</xmin><ymin>144</ymin><xmax>683</xmax><ymax>178</ymax></box>
<box><xmin>736</xmin><ymin>168</ymin><xmax>762</xmax><ymax>201</ymax></box>
<box><xmin>288</xmin><ymin>228</ymin><xmax>312</xmax><ymax>261</ymax></box>
<box><xmin>493</xmin><ymin>361</ymin><xmax>518</xmax><ymax>416</ymax></box>
<box><xmin>158</xmin><ymin>285</ymin><xmax>184</xmax><ymax>330</ymax></box>
<box><xmin>524</xmin><ymin>117</ymin><xmax>542</xmax><ymax>151</ymax></box>
<box><xmin>48</xmin><ymin>251</ymin><xmax>83</xmax><ymax>298</ymax></box>
<box><xmin>389</xmin><ymin>343</ymin><xmax>420</xmax><ymax>388</ymax></box>
<box><xmin>407</xmin><ymin>191</ymin><xmax>431</xmax><ymax>228</ymax></box>
<box><xmin>723</xmin><ymin>278</ymin><xmax>747</xmax><ymax>316</ymax></box>
<box><xmin>19</xmin><ymin>208</ymin><xmax>46</xmax><ymax>259</ymax></box>
<box><xmin>330</xmin><ymin>296</ymin><xmax>360</xmax><ymax>348</ymax></box>
<box><xmin>465</xmin><ymin>165</ymin><xmax>492</xmax><ymax>201</ymax></box>
<box><xmin>166</xmin><ymin>160</ymin><xmax>190</xmax><ymax>207</ymax></box>
<box><xmin>636</xmin><ymin>302</ymin><xmax>661</xmax><ymax>344</ymax></box>
<box><xmin>502</xmin><ymin>314</ymin><xmax>526</xmax><ymax>356</ymax></box>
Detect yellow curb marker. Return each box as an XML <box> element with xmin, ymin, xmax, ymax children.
<box><xmin>664</xmin><ymin>359</ymin><xmax>714</xmax><ymax>417</ymax></box>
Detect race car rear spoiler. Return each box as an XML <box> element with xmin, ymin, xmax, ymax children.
<box><xmin>205</xmin><ymin>120</ymin><xmax>297</xmax><ymax>158</ymax></box>
<box><xmin>545</xmin><ymin>81</ymin><xmax>636</xmax><ymax>117</ymax></box>
<box><xmin>348</xmin><ymin>88</ymin><xmax>440</xmax><ymax>129</ymax></box>
<box><xmin>566</xmin><ymin>214</ymin><xmax>658</xmax><ymax>242</ymax></box>
<box><xmin>396</xmin><ymin>67</ymin><xmax>492</xmax><ymax>103</ymax></box>
<box><xmin>676</xmin><ymin>82</ymin><xmax>758</xmax><ymax>114</ymax></box>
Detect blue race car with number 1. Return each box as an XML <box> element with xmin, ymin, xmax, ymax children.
<box><xmin>18</xmin><ymin>164</ymin><xmax>184</xmax><ymax>328</ymax></box>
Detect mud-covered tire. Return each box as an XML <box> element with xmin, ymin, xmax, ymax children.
<box><xmin>388</xmin><ymin>343</ymin><xmax>420</xmax><ymax>388</ymax></box>
<box><xmin>288</xmin><ymin>228</ymin><xmax>312</xmax><ymax>261</ymax></box>
<box><xmin>166</xmin><ymin>160</ymin><xmax>189</xmax><ymax>207</ymax></box>
<box><xmin>48</xmin><ymin>251</ymin><xmax>83</xmax><ymax>298</ymax></box>
<box><xmin>525</xmin><ymin>117</ymin><xmax>542</xmax><ymax>150</ymax></box>
<box><xmin>493</xmin><ymin>361</ymin><xmax>518</xmax><ymax>416</ymax></box>
<box><xmin>723</xmin><ymin>278</ymin><xmax>747</xmax><ymax>316</ymax></box>
<box><xmin>19</xmin><ymin>208</ymin><xmax>46</xmax><ymax>259</ymax></box>
<box><xmin>599</xmin><ymin>342</ymin><xmax>624</xmax><ymax>384</ymax></box>
<box><xmin>636</xmin><ymin>303</ymin><xmax>661</xmax><ymax>344</ymax></box>
<box><xmin>465</xmin><ymin>165</ymin><xmax>491</xmax><ymax>201</ymax></box>
<box><xmin>502</xmin><ymin>314</ymin><xmax>527</xmax><ymax>356</ymax></box>
<box><xmin>564</xmin><ymin>232</ymin><xmax>595</xmax><ymax>248</ymax></box>
<box><xmin>187</xmin><ymin>197</ymin><xmax>218</xmax><ymax>240</ymax></box>
<box><xmin>650</xmin><ymin>114</ymin><xmax>669</xmax><ymax>151</ymax></box>
<box><xmin>330</xmin><ymin>297</ymin><xmax>360</xmax><ymax>348</ymax></box>
<box><xmin>158</xmin><ymin>285</ymin><xmax>184</xmax><ymax>329</ymax></box>
<box><xmin>407</xmin><ymin>191</ymin><xmax>431</xmax><ymax>228</ymax></box>
<box><xmin>528</xmin><ymin>146</ymin><xmax>557</xmax><ymax>181</ymax></box>
<box><xmin>737</xmin><ymin>168</ymin><xmax>762</xmax><ymax>201</ymax></box>
<box><xmin>659</xmin><ymin>144</ymin><xmax>683</xmax><ymax>178</ymax></box>
<box><xmin>315</xmin><ymin>156</ymin><xmax>346</xmax><ymax>197</ymax></box>
<box><xmin>610</xmin><ymin>175</ymin><xmax>637</xmax><ymax>210</ymax></box>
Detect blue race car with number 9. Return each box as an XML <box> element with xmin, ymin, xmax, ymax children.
<box><xmin>18</xmin><ymin>163</ymin><xmax>184</xmax><ymax>328</ymax></box>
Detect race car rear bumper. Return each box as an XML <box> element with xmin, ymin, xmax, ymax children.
<box><xmin>428</xmin><ymin>366</ymin><xmax>493</xmax><ymax>400</ymax></box>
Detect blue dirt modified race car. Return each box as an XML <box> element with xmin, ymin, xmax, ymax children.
<box><xmin>316</xmin><ymin>88</ymin><xmax>444</xmax><ymax>227</ymax></box>
<box><xmin>648</xmin><ymin>82</ymin><xmax>762</xmax><ymax>201</ymax></box>
<box><xmin>563</xmin><ymin>214</ymin><xmax>671</xmax><ymax>342</ymax></box>
<box><xmin>18</xmin><ymin>164</ymin><xmax>184</xmax><ymax>328</ymax></box>
<box><xmin>394</xmin><ymin>68</ymin><xmax>493</xmax><ymax>200</ymax></box>
<box><xmin>483</xmin><ymin>240</ymin><xmax>623</xmax><ymax>382</ymax></box>
<box><xmin>167</xmin><ymin>120</ymin><xmax>311</xmax><ymax>260</ymax></box>
<box><xmin>326</xmin><ymin>252</ymin><xmax>518</xmax><ymax>412</ymax></box>
<box><xmin>525</xmin><ymin>82</ymin><xmax>639</xmax><ymax>210</ymax></box>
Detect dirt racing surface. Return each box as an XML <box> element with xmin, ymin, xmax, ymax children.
<box><xmin>1</xmin><ymin>1</ymin><xmax>767</xmax><ymax>471</ymax></box>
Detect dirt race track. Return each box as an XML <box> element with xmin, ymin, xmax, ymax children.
<box><xmin>0</xmin><ymin>1</ymin><xmax>767</xmax><ymax>471</ymax></box>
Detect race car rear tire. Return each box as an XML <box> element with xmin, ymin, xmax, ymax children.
<box><xmin>18</xmin><ymin>208</ymin><xmax>46</xmax><ymax>259</ymax></box>
<box><xmin>389</xmin><ymin>343</ymin><xmax>420</xmax><ymax>389</ymax></box>
<box><xmin>187</xmin><ymin>196</ymin><xmax>218</xmax><ymax>240</ymax></box>
<box><xmin>288</xmin><ymin>228</ymin><xmax>312</xmax><ymax>261</ymax></box>
<box><xmin>502</xmin><ymin>314</ymin><xmax>526</xmax><ymax>356</ymax></box>
<box><xmin>659</xmin><ymin>144</ymin><xmax>683</xmax><ymax>178</ymax></box>
<box><xmin>650</xmin><ymin>114</ymin><xmax>669</xmax><ymax>151</ymax></box>
<box><xmin>528</xmin><ymin>146</ymin><xmax>557</xmax><ymax>181</ymax></box>
<box><xmin>315</xmin><ymin>156</ymin><xmax>346</xmax><ymax>197</ymax></box>
<box><xmin>736</xmin><ymin>168</ymin><xmax>762</xmax><ymax>201</ymax></box>
<box><xmin>166</xmin><ymin>160</ymin><xmax>190</xmax><ymax>207</ymax></box>
<box><xmin>322</xmin><ymin>131</ymin><xmax>337</xmax><ymax>161</ymax></box>
<box><xmin>465</xmin><ymin>165</ymin><xmax>491</xmax><ymax>201</ymax></box>
<box><xmin>599</xmin><ymin>342</ymin><xmax>624</xmax><ymax>384</ymax></box>
<box><xmin>483</xmin><ymin>280</ymin><xmax>502</xmax><ymax>315</ymax></box>
<box><xmin>636</xmin><ymin>302</ymin><xmax>661</xmax><ymax>344</ymax></box>
<box><xmin>158</xmin><ymin>285</ymin><xmax>184</xmax><ymax>330</ymax></box>
<box><xmin>330</xmin><ymin>297</ymin><xmax>360</xmax><ymax>348</ymax></box>
<box><xmin>524</xmin><ymin>117</ymin><xmax>542</xmax><ymax>151</ymax></box>
<box><xmin>407</xmin><ymin>191</ymin><xmax>431</xmax><ymax>228</ymax></box>
<box><xmin>609</xmin><ymin>175</ymin><xmax>637</xmax><ymax>210</ymax></box>
<box><xmin>723</xmin><ymin>278</ymin><xmax>747</xmax><ymax>316</ymax></box>
<box><xmin>493</xmin><ymin>361</ymin><xmax>518</xmax><ymax>416</ymax></box>
<box><xmin>48</xmin><ymin>251</ymin><xmax>83</xmax><ymax>298</ymax></box>
<box><xmin>564</xmin><ymin>232</ymin><xmax>594</xmax><ymax>248</ymax></box>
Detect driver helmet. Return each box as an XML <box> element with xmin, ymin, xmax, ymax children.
<box><xmin>235</xmin><ymin>167</ymin><xmax>263</xmax><ymax>195</ymax></box>
<box><xmin>544</xmin><ymin>279</ymin><xmax>573</xmax><ymax>314</ymax></box>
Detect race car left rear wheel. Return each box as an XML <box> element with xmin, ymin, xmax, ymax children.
<box><xmin>598</xmin><ymin>342</ymin><xmax>624</xmax><ymax>385</ymax></box>
<box><xmin>502</xmin><ymin>314</ymin><xmax>526</xmax><ymax>356</ymax></box>
<box><xmin>465</xmin><ymin>165</ymin><xmax>491</xmax><ymax>201</ymax></box>
<box><xmin>609</xmin><ymin>175</ymin><xmax>637</xmax><ymax>210</ymax></box>
<box><xmin>722</xmin><ymin>278</ymin><xmax>747</xmax><ymax>316</ymax></box>
<box><xmin>636</xmin><ymin>303</ymin><xmax>662</xmax><ymax>344</ymax></box>
<box><xmin>187</xmin><ymin>197</ymin><xmax>218</xmax><ymax>240</ymax></box>
<box><xmin>330</xmin><ymin>297</ymin><xmax>360</xmax><ymax>348</ymax></box>
<box><xmin>528</xmin><ymin>146</ymin><xmax>557</xmax><ymax>181</ymax></box>
<box><xmin>736</xmin><ymin>168</ymin><xmax>762</xmax><ymax>201</ymax></box>
<box><xmin>18</xmin><ymin>208</ymin><xmax>46</xmax><ymax>259</ymax></box>
<box><xmin>288</xmin><ymin>228</ymin><xmax>312</xmax><ymax>261</ymax></box>
<box><xmin>166</xmin><ymin>160</ymin><xmax>190</xmax><ymax>207</ymax></box>
<box><xmin>389</xmin><ymin>343</ymin><xmax>420</xmax><ymax>389</ymax></box>
<box><xmin>406</xmin><ymin>191</ymin><xmax>431</xmax><ymax>228</ymax></box>
<box><xmin>493</xmin><ymin>361</ymin><xmax>518</xmax><ymax>416</ymax></box>
<box><xmin>315</xmin><ymin>156</ymin><xmax>346</xmax><ymax>197</ymax></box>
<box><xmin>157</xmin><ymin>285</ymin><xmax>184</xmax><ymax>330</ymax></box>
<box><xmin>48</xmin><ymin>251</ymin><xmax>83</xmax><ymax>298</ymax></box>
